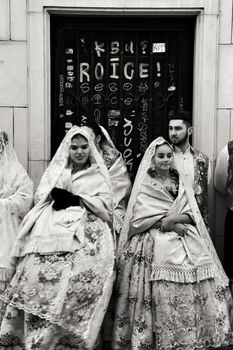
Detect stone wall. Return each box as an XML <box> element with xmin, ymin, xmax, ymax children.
<box><xmin>0</xmin><ymin>0</ymin><xmax>28</xmax><ymax>169</ymax></box>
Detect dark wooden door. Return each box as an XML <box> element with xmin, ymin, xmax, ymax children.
<box><xmin>51</xmin><ymin>15</ymin><xmax>195</xmax><ymax>177</ymax></box>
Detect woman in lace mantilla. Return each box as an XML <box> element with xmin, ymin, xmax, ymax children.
<box><xmin>80</xmin><ymin>122</ymin><xmax>132</xmax><ymax>348</ymax></box>
<box><xmin>0</xmin><ymin>130</ymin><xmax>33</xmax><ymax>293</ymax></box>
<box><xmin>80</xmin><ymin>122</ymin><xmax>132</xmax><ymax>239</ymax></box>
<box><xmin>112</xmin><ymin>137</ymin><xmax>233</xmax><ymax>350</ymax></box>
<box><xmin>0</xmin><ymin>127</ymin><xmax>115</xmax><ymax>350</ymax></box>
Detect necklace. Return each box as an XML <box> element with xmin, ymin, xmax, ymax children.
<box><xmin>155</xmin><ymin>171</ymin><xmax>170</xmax><ymax>182</ymax></box>
<box><xmin>157</xmin><ymin>177</ymin><xmax>173</xmax><ymax>189</ymax></box>
<box><xmin>72</xmin><ymin>166</ymin><xmax>81</xmax><ymax>174</ymax></box>
<box><xmin>153</xmin><ymin>170</ymin><xmax>178</xmax><ymax>195</ymax></box>
<box><xmin>157</xmin><ymin>174</ymin><xmax>167</xmax><ymax>181</ymax></box>
<box><xmin>72</xmin><ymin>163</ymin><xmax>89</xmax><ymax>174</ymax></box>
<box><xmin>147</xmin><ymin>167</ymin><xmax>178</xmax><ymax>196</ymax></box>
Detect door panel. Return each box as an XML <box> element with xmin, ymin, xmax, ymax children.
<box><xmin>51</xmin><ymin>16</ymin><xmax>195</xmax><ymax>177</ymax></box>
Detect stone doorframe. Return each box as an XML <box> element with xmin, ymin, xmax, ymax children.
<box><xmin>27</xmin><ymin>0</ymin><xmax>219</xmax><ymax>188</ymax></box>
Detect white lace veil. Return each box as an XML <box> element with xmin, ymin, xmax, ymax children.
<box><xmin>34</xmin><ymin>126</ymin><xmax>112</xmax><ymax>205</ymax></box>
<box><xmin>0</xmin><ymin>130</ymin><xmax>33</xmax><ymax>288</ymax></box>
<box><xmin>117</xmin><ymin>136</ymin><xmax>169</xmax><ymax>256</ymax></box>
<box><xmin>0</xmin><ymin>130</ymin><xmax>26</xmax><ymax>198</ymax></box>
<box><xmin>0</xmin><ymin>131</ymin><xmax>17</xmax><ymax>164</ymax></box>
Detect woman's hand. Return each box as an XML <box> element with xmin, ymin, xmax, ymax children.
<box><xmin>174</xmin><ymin>223</ymin><xmax>187</xmax><ymax>237</ymax></box>
<box><xmin>160</xmin><ymin>215</ymin><xmax>175</xmax><ymax>232</ymax></box>
<box><xmin>152</xmin><ymin>220</ymin><xmax>162</xmax><ymax>230</ymax></box>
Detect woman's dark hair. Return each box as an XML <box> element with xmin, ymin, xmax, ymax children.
<box><xmin>80</xmin><ymin>120</ymin><xmax>107</xmax><ymax>145</ymax></box>
<box><xmin>71</xmin><ymin>133</ymin><xmax>88</xmax><ymax>142</ymax></box>
<box><xmin>0</xmin><ymin>131</ymin><xmax>9</xmax><ymax>155</ymax></box>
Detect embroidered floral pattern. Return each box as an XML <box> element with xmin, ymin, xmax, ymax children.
<box><xmin>102</xmin><ymin>142</ymin><xmax>119</xmax><ymax>169</ymax></box>
<box><xmin>112</xmin><ymin>232</ymin><xmax>233</xmax><ymax>350</ymax></box>
<box><xmin>193</xmin><ymin>149</ymin><xmax>209</xmax><ymax>227</ymax></box>
<box><xmin>0</xmin><ymin>333</ymin><xmax>25</xmax><ymax>349</ymax></box>
<box><xmin>147</xmin><ymin>167</ymin><xmax>179</xmax><ymax>199</ymax></box>
<box><xmin>55</xmin><ymin>334</ymin><xmax>88</xmax><ymax>349</ymax></box>
<box><xmin>0</xmin><ymin>213</ymin><xmax>115</xmax><ymax>349</ymax></box>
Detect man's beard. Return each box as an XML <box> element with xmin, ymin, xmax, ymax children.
<box><xmin>171</xmin><ymin>131</ymin><xmax>189</xmax><ymax>147</ymax></box>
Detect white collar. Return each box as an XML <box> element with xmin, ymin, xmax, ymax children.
<box><xmin>174</xmin><ymin>144</ymin><xmax>192</xmax><ymax>154</ymax></box>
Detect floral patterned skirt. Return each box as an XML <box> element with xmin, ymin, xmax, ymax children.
<box><xmin>112</xmin><ymin>232</ymin><xmax>233</xmax><ymax>350</ymax></box>
<box><xmin>0</xmin><ymin>213</ymin><xmax>115</xmax><ymax>350</ymax></box>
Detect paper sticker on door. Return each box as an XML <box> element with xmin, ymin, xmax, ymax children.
<box><xmin>152</xmin><ymin>43</ymin><xmax>166</xmax><ymax>53</ymax></box>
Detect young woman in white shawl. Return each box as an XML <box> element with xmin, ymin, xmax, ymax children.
<box><xmin>0</xmin><ymin>130</ymin><xmax>33</xmax><ymax>293</ymax></box>
<box><xmin>80</xmin><ymin>122</ymin><xmax>131</xmax><ymax>240</ymax></box>
<box><xmin>112</xmin><ymin>137</ymin><xmax>233</xmax><ymax>350</ymax></box>
<box><xmin>0</xmin><ymin>127</ymin><xmax>115</xmax><ymax>350</ymax></box>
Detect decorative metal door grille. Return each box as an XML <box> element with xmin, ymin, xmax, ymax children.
<box><xmin>51</xmin><ymin>16</ymin><xmax>195</xmax><ymax>178</ymax></box>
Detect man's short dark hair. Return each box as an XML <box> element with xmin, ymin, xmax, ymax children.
<box><xmin>169</xmin><ymin>111</ymin><xmax>192</xmax><ymax>128</ymax></box>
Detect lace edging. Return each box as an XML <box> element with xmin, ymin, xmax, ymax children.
<box><xmin>0</xmin><ymin>271</ymin><xmax>116</xmax><ymax>335</ymax></box>
<box><xmin>150</xmin><ymin>263</ymin><xmax>217</xmax><ymax>283</ymax></box>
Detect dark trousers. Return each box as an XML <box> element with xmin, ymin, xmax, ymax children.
<box><xmin>224</xmin><ymin>209</ymin><xmax>233</xmax><ymax>279</ymax></box>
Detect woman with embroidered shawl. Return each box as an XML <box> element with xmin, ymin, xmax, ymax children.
<box><xmin>112</xmin><ymin>137</ymin><xmax>233</xmax><ymax>350</ymax></box>
<box><xmin>0</xmin><ymin>127</ymin><xmax>115</xmax><ymax>350</ymax></box>
<box><xmin>80</xmin><ymin>123</ymin><xmax>131</xmax><ymax>349</ymax></box>
<box><xmin>0</xmin><ymin>130</ymin><xmax>33</xmax><ymax>293</ymax></box>
<box><xmin>81</xmin><ymin>122</ymin><xmax>131</xmax><ymax>238</ymax></box>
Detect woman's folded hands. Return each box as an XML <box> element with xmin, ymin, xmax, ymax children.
<box><xmin>173</xmin><ymin>223</ymin><xmax>187</xmax><ymax>237</ymax></box>
<box><xmin>153</xmin><ymin>215</ymin><xmax>188</xmax><ymax>237</ymax></box>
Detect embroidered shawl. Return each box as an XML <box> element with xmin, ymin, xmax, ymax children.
<box><xmin>11</xmin><ymin>127</ymin><xmax>113</xmax><ymax>258</ymax></box>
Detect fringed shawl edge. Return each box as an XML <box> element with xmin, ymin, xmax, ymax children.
<box><xmin>150</xmin><ymin>262</ymin><xmax>218</xmax><ymax>284</ymax></box>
